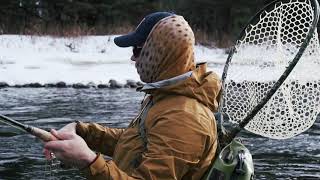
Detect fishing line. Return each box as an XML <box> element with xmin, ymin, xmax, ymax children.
<box><xmin>0</xmin><ymin>114</ymin><xmax>61</xmax><ymax>178</ymax></box>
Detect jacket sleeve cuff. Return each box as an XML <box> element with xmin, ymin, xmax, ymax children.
<box><xmin>82</xmin><ymin>153</ymin><xmax>111</xmax><ymax>176</ymax></box>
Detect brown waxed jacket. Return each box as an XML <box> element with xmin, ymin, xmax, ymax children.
<box><xmin>76</xmin><ymin>63</ymin><xmax>221</xmax><ymax>180</ymax></box>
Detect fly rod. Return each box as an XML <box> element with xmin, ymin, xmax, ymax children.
<box><xmin>0</xmin><ymin>114</ymin><xmax>56</xmax><ymax>142</ymax></box>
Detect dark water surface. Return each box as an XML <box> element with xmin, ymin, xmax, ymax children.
<box><xmin>0</xmin><ymin>88</ymin><xmax>319</xmax><ymax>180</ymax></box>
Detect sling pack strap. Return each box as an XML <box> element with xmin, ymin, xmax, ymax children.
<box><xmin>138</xmin><ymin>96</ymin><xmax>153</xmax><ymax>151</ymax></box>
<box><xmin>131</xmin><ymin>95</ymin><xmax>153</xmax><ymax>168</ymax></box>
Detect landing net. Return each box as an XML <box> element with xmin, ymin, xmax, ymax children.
<box><xmin>222</xmin><ymin>0</ymin><xmax>320</xmax><ymax>139</ymax></box>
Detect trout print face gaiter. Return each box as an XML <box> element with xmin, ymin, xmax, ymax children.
<box><xmin>135</xmin><ymin>15</ymin><xmax>196</xmax><ymax>83</ymax></box>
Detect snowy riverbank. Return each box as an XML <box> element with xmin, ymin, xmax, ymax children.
<box><xmin>0</xmin><ymin>35</ymin><xmax>227</xmax><ymax>86</ymax></box>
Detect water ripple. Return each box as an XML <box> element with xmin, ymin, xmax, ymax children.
<box><xmin>0</xmin><ymin>88</ymin><xmax>319</xmax><ymax>179</ymax></box>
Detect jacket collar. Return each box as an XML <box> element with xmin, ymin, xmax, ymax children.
<box><xmin>137</xmin><ymin>71</ymin><xmax>193</xmax><ymax>92</ymax></box>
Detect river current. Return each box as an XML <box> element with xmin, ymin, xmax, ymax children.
<box><xmin>0</xmin><ymin>88</ymin><xmax>319</xmax><ymax>180</ymax></box>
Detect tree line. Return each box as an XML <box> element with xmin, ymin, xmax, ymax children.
<box><xmin>0</xmin><ymin>0</ymin><xmax>317</xmax><ymax>47</ymax></box>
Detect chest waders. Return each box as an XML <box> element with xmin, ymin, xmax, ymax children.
<box><xmin>133</xmin><ymin>96</ymin><xmax>254</xmax><ymax>180</ymax></box>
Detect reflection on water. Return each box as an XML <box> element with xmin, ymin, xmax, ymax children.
<box><xmin>0</xmin><ymin>88</ymin><xmax>319</xmax><ymax>180</ymax></box>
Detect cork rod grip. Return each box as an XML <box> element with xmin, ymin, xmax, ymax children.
<box><xmin>30</xmin><ymin>126</ymin><xmax>58</xmax><ymax>142</ymax></box>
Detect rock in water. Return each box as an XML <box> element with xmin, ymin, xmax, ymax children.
<box><xmin>72</xmin><ymin>83</ymin><xmax>89</xmax><ymax>89</ymax></box>
<box><xmin>87</xmin><ymin>82</ymin><xmax>96</xmax><ymax>88</ymax></box>
<box><xmin>32</xmin><ymin>83</ymin><xmax>44</xmax><ymax>88</ymax></box>
<box><xmin>109</xmin><ymin>79</ymin><xmax>123</xmax><ymax>88</ymax></box>
<box><xmin>56</xmin><ymin>82</ymin><xmax>67</xmax><ymax>88</ymax></box>
<box><xmin>23</xmin><ymin>83</ymin><xmax>43</xmax><ymax>88</ymax></box>
<box><xmin>136</xmin><ymin>81</ymin><xmax>144</xmax><ymax>87</ymax></box>
<box><xmin>97</xmin><ymin>84</ymin><xmax>108</xmax><ymax>88</ymax></box>
<box><xmin>13</xmin><ymin>85</ymin><xmax>22</xmax><ymax>88</ymax></box>
<box><xmin>45</xmin><ymin>83</ymin><xmax>56</xmax><ymax>88</ymax></box>
<box><xmin>0</xmin><ymin>82</ymin><xmax>9</xmax><ymax>88</ymax></box>
<box><xmin>125</xmin><ymin>80</ymin><xmax>138</xmax><ymax>88</ymax></box>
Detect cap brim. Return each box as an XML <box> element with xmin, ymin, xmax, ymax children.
<box><xmin>114</xmin><ymin>32</ymin><xmax>145</xmax><ymax>47</ymax></box>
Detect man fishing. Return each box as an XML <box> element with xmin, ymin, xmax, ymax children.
<box><xmin>44</xmin><ymin>11</ymin><xmax>222</xmax><ymax>179</ymax></box>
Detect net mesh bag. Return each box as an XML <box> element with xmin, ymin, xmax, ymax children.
<box><xmin>222</xmin><ymin>0</ymin><xmax>320</xmax><ymax>139</ymax></box>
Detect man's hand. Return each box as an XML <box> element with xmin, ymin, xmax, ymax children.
<box><xmin>44</xmin><ymin>123</ymin><xmax>97</xmax><ymax>169</ymax></box>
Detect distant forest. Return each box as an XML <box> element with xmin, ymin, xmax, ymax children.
<box><xmin>0</xmin><ymin>0</ymin><xmax>318</xmax><ymax>47</ymax></box>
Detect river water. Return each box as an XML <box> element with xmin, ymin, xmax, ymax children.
<box><xmin>0</xmin><ymin>88</ymin><xmax>319</xmax><ymax>180</ymax></box>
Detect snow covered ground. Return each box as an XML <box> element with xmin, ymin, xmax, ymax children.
<box><xmin>0</xmin><ymin>35</ymin><xmax>227</xmax><ymax>85</ymax></box>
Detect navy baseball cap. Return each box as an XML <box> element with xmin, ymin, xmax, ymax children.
<box><xmin>114</xmin><ymin>12</ymin><xmax>175</xmax><ymax>47</ymax></box>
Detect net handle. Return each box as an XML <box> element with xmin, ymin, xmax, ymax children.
<box><xmin>220</xmin><ymin>0</ymin><xmax>320</xmax><ymax>144</ymax></box>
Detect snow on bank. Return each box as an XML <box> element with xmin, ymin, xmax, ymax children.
<box><xmin>0</xmin><ymin>35</ymin><xmax>227</xmax><ymax>85</ymax></box>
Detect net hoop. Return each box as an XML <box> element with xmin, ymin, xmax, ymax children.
<box><xmin>219</xmin><ymin>0</ymin><xmax>320</xmax><ymax>141</ymax></box>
